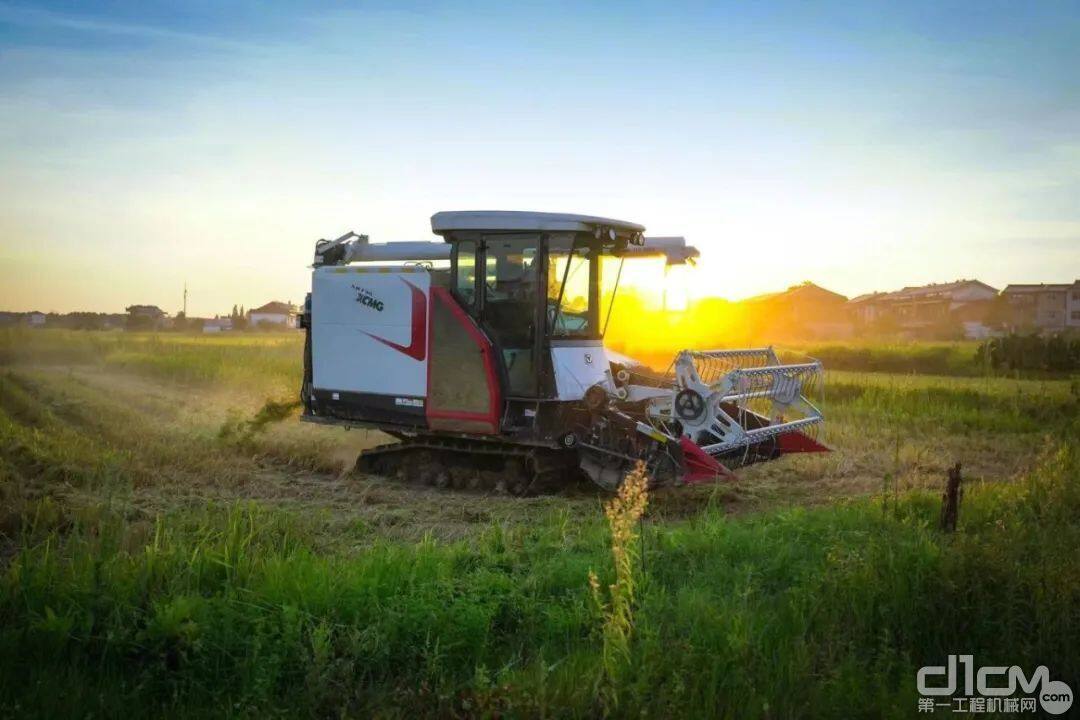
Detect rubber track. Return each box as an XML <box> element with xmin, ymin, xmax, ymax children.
<box><xmin>354</xmin><ymin>436</ymin><xmax>580</xmax><ymax>495</ymax></box>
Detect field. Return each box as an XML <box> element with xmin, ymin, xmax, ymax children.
<box><xmin>1</xmin><ymin>330</ymin><xmax>1078</xmax><ymax>718</ymax></box>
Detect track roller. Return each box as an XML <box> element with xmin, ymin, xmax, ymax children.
<box><xmin>354</xmin><ymin>436</ymin><xmax>582</xmax><ymax>495</ymax></box>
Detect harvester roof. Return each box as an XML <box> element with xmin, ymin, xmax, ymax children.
<box><xmin>430</xmin><ymin>211</ymin><xmax>645</xmax><ymax>237</ymax></box>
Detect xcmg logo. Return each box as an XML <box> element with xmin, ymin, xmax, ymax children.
<box><xmin>917</xmin><ymin>654</ymin><xmax>1072</xmax><ymax>715</ymax></box>
<box><xmin>351</xmin><ymin>284</ymin><xmax>384</xmax><ymax>312</ymax></box>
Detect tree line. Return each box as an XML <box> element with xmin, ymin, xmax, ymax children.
<box><xmin>977</xmin><ymin>333</ymin><xmax>1080</xmax><ymax>373</ymax></box>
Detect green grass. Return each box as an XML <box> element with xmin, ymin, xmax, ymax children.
<box><xmin>1</xmin><ymin>330</ymin><xmax>1078</xmax><ymax>718</ymax></box>
<box><xmin>1</xmin><ymin>436</ymin><xmax>1077</xmax><ymax>718</ymax></box>
<box><xmin>825</xmin><ymin>370</ymin><xmax>1079</xmax><ymax>435</ymax></box>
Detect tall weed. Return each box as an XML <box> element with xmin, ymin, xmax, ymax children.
<box><xmin>589</xmin><ymin>462</ymin><xmax>650</xmax><ymax>709</ymax></box>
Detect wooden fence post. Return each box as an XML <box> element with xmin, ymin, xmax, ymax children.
<box><xmin>940</xmin><ymin>463</ymin><xmax>963</xmax><ymax>532</ymax></box>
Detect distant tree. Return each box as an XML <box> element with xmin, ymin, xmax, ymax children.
<box><xmin>230</xmin><ymin>305</ymin><xmax>248</xmax><ymax>331</ymax></box>
<box><xmin>978</xmin><ymin>333</ymin><xmax>1080</xmax><ymax>373</ymax></box>
<box><xmin>68</xmin><ymin>312</ymin><xmax>104</xmax><ymax>330</ymax></box>
<box><xmin>126</xmin><ymin>314</ymin><xmax>153</xmax><ymax>331</ymax></box>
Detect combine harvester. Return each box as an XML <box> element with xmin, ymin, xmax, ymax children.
<box><xmin>300</xmin><ymin>211</ymin><xmax>826</xmax><ymax>492</ymax></box>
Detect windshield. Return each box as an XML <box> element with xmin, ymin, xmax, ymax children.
<box><xmin>548</xmin><ymin>244</ymin><xmax>594</xmax><ymax>337</ymax></box>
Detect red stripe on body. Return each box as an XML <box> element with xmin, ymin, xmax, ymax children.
<box><xmin>364</xmin><ymin>278</ymin><xmax>427</xmax><ymax>361</ymax></box>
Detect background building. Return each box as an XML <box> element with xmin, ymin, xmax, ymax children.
<box><xmin>742</xmin><ymin>282</ymin><xmax>851</xmax><ymax>339</ymax></box>
<box><xmin>248</xmin><ymin>301</ymin><xmax>298</xmax><ymax>328</ymax></box>
<box><xmin>202</xmin><ymin>317</ymin><xmax>233</xmax><ymax>333</ymax></box>
<box><xmin>1002</xmin><ymin>281</ymin><xmax>1080</xmax><ymax>333</ymax></box>
<box><xmin>846</xmin><ymin>280</ymin><xmax>999</xmax><ymax>339</ymax></box>
<box><xmin>124</xmin><ymin>305</ymin><xmax>168</xmax><ymax>331</ymax></box>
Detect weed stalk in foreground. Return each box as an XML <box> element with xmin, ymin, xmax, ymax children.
<box><xmin>589</xmin><ymin>461</ymin><xmax>650</xmax><ymax>710</ymax></box>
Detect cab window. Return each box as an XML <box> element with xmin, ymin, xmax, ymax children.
<box><xmin>453</xmin><ymin>240</ymin><xmax>478</xmax><ymax>307</ymax></box>
<box><xmin>548</xmin><ymin>244</ymin><xmax>595</xmax><ymax>337</ymax></box>
<box><xmin>483</xmin><ymin>237</ymin><xmax>540</xmax><ymax>395</ymax></box>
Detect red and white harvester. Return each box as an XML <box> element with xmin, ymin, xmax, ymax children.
<box><xmin>301</xmin><ymin>211</ymin><xmax>826</xmax><ymax>492</ymax></box>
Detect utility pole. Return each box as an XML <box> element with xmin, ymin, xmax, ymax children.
<box><xmin>183</xmin><ymin>282</ymin><xmax>188</xmax><ymax>317</ymax></box>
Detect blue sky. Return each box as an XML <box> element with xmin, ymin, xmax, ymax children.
<box><xmin>1</xmin><ymin>0</ymin><xmax>1078</xmax><ymax>314</ymax></box>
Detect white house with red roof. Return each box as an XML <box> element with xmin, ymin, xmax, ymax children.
<box><xmin>248</xmin><ymin>301</ymin><xmax>298</xmax><ymax>328</ymax></box>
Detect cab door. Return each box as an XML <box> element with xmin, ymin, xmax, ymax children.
<box><xmin>425</xmin><ymin>239</ymin><xmax>502</xmax><ymax>434</ymax></box>
<box><xmin>479</xmin><ymin>235</ymin><xmax>542</xmax><ymax>397</ymax></box>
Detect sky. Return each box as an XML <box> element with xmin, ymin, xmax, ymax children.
<box><xmin>1</xmin><ymin>0</ymin><xmax>1078</xmax><ymax>316</ymax></box>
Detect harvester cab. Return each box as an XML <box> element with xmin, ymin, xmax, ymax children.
<box><xmin>301</xmin><ymin>211</ymin><xmax>826</xmax><ymax>492</ymax></box>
